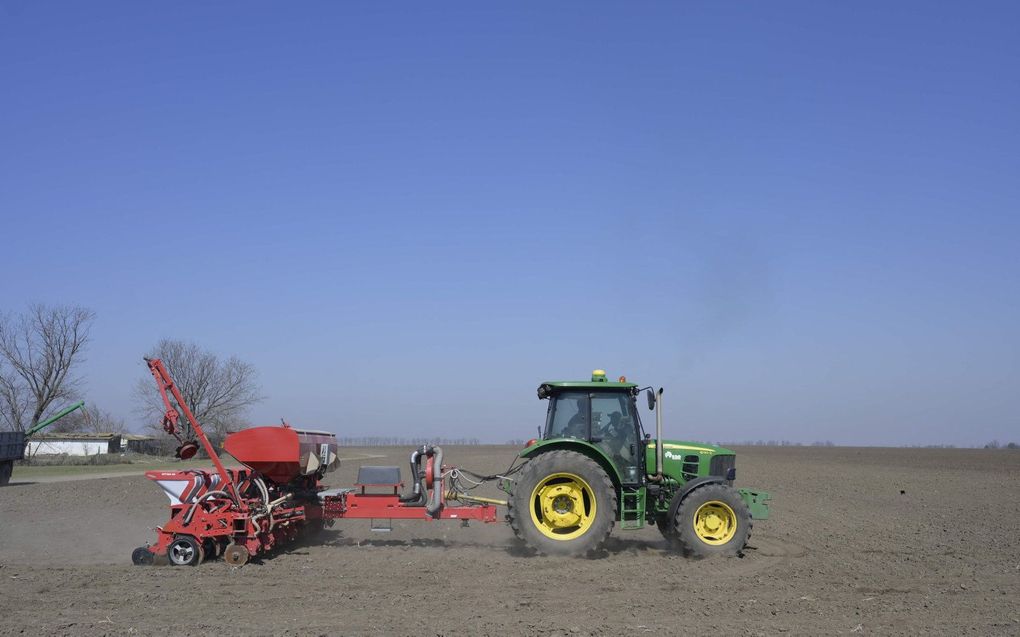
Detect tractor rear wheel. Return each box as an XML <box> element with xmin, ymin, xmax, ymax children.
<box><xmin>673</xmin><ymin>483</ymin><xmax>751</xmax><ymax>558</ymax></box>
<box><xmin>507</xmin><ymin>450</ymin><xmax>616</xmax><ymax>556</ymax></box>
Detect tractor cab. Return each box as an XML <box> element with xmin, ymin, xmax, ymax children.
<box><xmin>538</xmin><ymin>370</ymin><xmax>644</xmax><ymax>484</ymax></box>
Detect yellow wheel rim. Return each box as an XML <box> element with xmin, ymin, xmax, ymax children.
<box><xmin>692</xmin><ymin>500</ymin><xmax>738</xmax><ymax>545</ymax></box>
<box><xmin>529</xmin><ymin>472</ymin><xmax>597</xmax><ymax>541</ymax></box>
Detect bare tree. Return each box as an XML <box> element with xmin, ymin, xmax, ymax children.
<box><xmin>134</xmin><ymin>339</ymin><xmax>264</xmax><ymax>439</ymax></box>
<box><xmin>0</xmin><ymin>304</ymin><xmax>95</xmax><ymax>432</ymax></box>
<box><xmin>51</xmin><ymin>403</ymin><xmax>127</xmax><ymax>434</ymax></box>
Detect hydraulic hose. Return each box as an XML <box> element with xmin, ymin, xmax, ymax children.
<box><xmin>183</xmin><ymin>489</ymin><xmax>231</xmax><ymax>526</ymax></box>
<box><xmin>253</xmin><ymin>477</ymin><xmax>270</xmax><ymax>507</ymax></box>
<box><xmin>444</xmin><ymin>489</ymin><xmax>507</xmax><ymax>506</ymax></box>
<box><xmin>426</xmin><ymin>446</ymin><xmax>444</xmax><ymax>517</ymax></box>
<box><xmin>400</xmin><ymin>448</ymin><xmax>425</xmax><ymax>504</ymax></box>
<box><xmin>249</xmin><ymin>476</ymin><xmax>280</xmax><ymax>533</ymax></box>
<box><xmin>263</xmin><ymin>494</ymin><xmax>292</xmax><ymax>533</ymax></box>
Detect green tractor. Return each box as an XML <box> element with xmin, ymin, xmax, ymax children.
<box><xmin>503</xmin><ymin>370</ymin><xmax>770</xmax><ymax>557</ymax></box>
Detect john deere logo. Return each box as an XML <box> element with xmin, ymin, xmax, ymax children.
<box><xmin>665</xmin><ymin>451</ymin><xmax>685</xmax><ymax>460</ymax></box>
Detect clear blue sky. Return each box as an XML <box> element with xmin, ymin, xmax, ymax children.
<box><xmin>2</xmin><ymin>2</ymin><xmax>1017</xmax><ymax>447</ymax></box>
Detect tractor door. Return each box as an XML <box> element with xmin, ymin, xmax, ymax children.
<box><xmin>590</xmin><ymin>392</ymin><xmax>641</xmax><ymax>484</ymax></box>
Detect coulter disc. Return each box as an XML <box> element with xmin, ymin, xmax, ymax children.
<box><xmin>223</xmin><ymin>544</ymin><xmax>250</xmax><ymax>566</ymax></box>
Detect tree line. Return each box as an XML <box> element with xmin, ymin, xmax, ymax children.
<box><xmin>722</xmin><ymin>440</ymin><xmax>1019</xmax><ymax>449</ymax></box>
<box><xmin>2</xmin><ymin>304</ymin><xmax>1017</xmax><ymax>452</ymax></box>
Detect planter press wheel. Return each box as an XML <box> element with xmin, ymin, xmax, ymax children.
<box><xmin>167</xmin><ymin>535</ymin><xmax>204</xmax><ymax>566</ymax></box>
<box><xmin>131</xmin><ymin>546</ymin><xmax>154</xmax><ymax>566</ymax></box>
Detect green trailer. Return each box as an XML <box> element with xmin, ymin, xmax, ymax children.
<box><xmin>0</xmin><ymin>401</ymin><xmax>86</xmax><ymax>485</ymax></box>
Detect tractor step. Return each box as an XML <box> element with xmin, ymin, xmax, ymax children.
<box><xmin>619</xmin><ymin>488</ymin><xmax>646</xmax><ymax>529</ymax></box>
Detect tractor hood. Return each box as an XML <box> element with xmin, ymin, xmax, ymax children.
<box><xmin>652</xmin><ymin>440</ymin><xmax>734</xmax><ymax>457</ymax></box>
<box><xmin>647</xmin><ymin>440</ymin><xmax>736</xmax><ymax>484</ymax></box>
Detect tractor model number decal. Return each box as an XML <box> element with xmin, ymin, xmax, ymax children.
<box><xmin>664</xmin><ymin>450</ymin><xmax>714</xmax><ymax>460</ymax></box>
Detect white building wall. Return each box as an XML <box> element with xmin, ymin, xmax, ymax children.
<box><xmin>27</xmin><ymin>440</ymin><xmax>108</xmax><ymax>456</ymax></box>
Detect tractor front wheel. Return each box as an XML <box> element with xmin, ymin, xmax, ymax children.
<box><xmin>507</xmin><ymin>450</ymin><xmax>616</xmax><ymax>556</ymax></box>
<box><xmin>673</xmin><ymin>483</ymin><xmax>751</xmax><ymax>558</ymax></box>
<box><xmin>654</xmin><ymin>514</ymin><xmax>677</xmax><ymax>545</ymax></box>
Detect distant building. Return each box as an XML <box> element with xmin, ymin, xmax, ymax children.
<box><xmin>26</xmin><ymin>432</ymin><xmax>159</xmax><ymax>456</ymax></box>
<box><xmin>27</xmin><ymin>432</ymin><xmax>121</xmax><ymax>456</ymax></box>
<box><xmin>121</xmin><ymin>434</ymin><xmax>160</xmax><ymax>455</ymax></box>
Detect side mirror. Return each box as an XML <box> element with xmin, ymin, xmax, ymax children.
<box><xmin>646</xmin><ymin>389</ymin><xmax>656</xmax><ymax>411</ymax></box>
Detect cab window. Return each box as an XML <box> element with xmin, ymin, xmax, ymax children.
<box><xmin>545</xmin><ymin>392</ymin><xmax>589</xmax><ymax>439</ymax></box>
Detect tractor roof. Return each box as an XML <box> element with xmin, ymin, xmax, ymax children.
<box><xmin>540</xmin><ymin>380</ymin><xmax>638</xmax><ymax>391</ymax></box>
<box><xmin>537</xmin><ymin>370</ymin><xmax>638</xmax><ymax>397</ymax></box>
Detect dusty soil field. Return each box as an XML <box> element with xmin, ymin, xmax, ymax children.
<box><xmin>1</xmin><ymin>445</ymin><xmax>1018</xmax><ymax>636</ymax></box>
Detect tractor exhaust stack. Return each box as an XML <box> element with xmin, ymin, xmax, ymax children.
<box><xmin>655</xmin><ymin>387</ymin><xmax>664</xmax><ymax>479</ymax></box>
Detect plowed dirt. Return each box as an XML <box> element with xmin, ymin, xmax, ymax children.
<box><xmin>1</xmin><ymin>446</ymin><xmax>1018</xmax><ymax>635</ymax></box>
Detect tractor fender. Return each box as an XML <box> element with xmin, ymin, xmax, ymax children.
<box><xmin>666</xmin><ymin>476</ymin><xmax>727</xmax><ymax>522</ymax></box>
<box><xmin>519</xmin><ymin>439</ymin><xmax>623</xmax><ymax>490</ymax></box>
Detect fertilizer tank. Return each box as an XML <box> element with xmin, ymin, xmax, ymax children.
<box><xmin>223</xmin><ymin>425</ymin><xmax>339</xmax><ymax>485</ymax></box>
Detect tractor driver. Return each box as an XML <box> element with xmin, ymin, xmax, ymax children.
<box><xmin>599</xmin><ymin>411</ymin><xmax>634</xmax><ymax>466</ymax></box>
